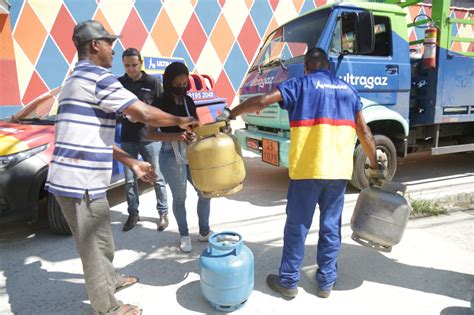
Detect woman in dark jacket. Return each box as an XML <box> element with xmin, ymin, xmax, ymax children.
<box><xmin>147</xmin><ymin>62</ymin><xmax>211</xmax><ymax>253</ymax></box>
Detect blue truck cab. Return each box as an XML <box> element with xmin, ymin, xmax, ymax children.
<box><xmin>235</xmin><ymin>1</ymin><xmax>474</xmax><ymax>189</ymax></box>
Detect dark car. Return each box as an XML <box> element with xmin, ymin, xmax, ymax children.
<box><xmin>1</xmin><ymin>88</ymin><xmax>70</xmax><ymax>234</ymax></box>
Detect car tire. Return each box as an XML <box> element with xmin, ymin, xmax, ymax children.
<box><xmin>351</xmin><ymin>135</ymin><xmax>397</xmax><ymax>190</ymax></box>
<box><xmin>47</xmin><ymin>193</ymin><xmax>72</xmax><ymax>235</ymax></box>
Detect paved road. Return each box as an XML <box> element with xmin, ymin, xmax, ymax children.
<box><xmin>0</xmin><ymin>151</ymin><xmax>472</xmax><ymax>314</ymax></box>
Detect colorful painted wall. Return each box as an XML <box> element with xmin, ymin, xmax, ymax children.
<box><xmin>0</xmin><ymin>0</ymin><xmax>472</xmax><ymax>118</ymax></box>
<box><xmin>0</xmin><ymin>13</ymin><xmax>21</xmax><ymax>116</ymax></box>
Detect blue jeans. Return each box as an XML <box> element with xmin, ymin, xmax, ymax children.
<box><xmin>279</xmin><ymin>179</ymin><xmax>347</xmax><ymax>291</ymax></box>
<box><xmin>121</xmin><ymin>141</ymin><xmax>168</xmax><ymax>216</ymax></box>
<box><xmin>159</xmin><ymin>141</ymin><xmax>211</xmax><ymax>237</ymax></box>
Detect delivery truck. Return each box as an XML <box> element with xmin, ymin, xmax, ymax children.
<box><xmin>235</xmin><ymin>0</ymin><xmax>474</xmax><ymax>189</ymax></box>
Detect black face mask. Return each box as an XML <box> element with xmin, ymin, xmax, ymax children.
<box><xmin>171</xmin><ymin>86</ymin><xmax>188</xmax><ymax>96</ymax></box>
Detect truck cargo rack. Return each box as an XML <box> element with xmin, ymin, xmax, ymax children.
<box><xmin>375</xmin><ymin>0</ymin><xmax>473</xmax><ymax>56</ymax></box>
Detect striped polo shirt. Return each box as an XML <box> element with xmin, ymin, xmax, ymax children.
<box><xmin>46</xmin><ymin>60</ymin><xmax>137</xmax><ymax>199</ymax></box>
<box><xmin>278</xmin><ymin>69</ymin><xmax>362</xmax><ymax>180</ymax></box>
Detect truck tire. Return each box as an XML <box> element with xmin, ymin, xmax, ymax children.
<box><xmin>47</xmin><ymin>193</ymin><xmax>72</xmax><ymax>235</ymax></box>
<box><xmin>351</xmin><ymin>135</ymin><xmax>397</xmax><ymax>190</ymax></box>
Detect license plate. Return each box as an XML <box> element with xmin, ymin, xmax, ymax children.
<box><xmin>246</xmin><ymin>138</ymin><xmax>259</xmax><ymax>151</ymax></box>
<box><xmin>262</xmin><ymin>138</ymin><xmax>279</xmax><ymax>166</ymax></box>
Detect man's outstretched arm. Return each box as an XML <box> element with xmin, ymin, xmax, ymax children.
<box><xmin>229</xmin><ymin>89</ymin><xmax>283</xmax><ymax>119</ymax></box>
<box><xmin>123</xmin><ymin>100</ymin><xmax>198</xmax><ymax>130</ymax></box>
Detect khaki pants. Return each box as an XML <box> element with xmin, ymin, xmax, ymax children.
<box><xmin>55</xmin><ymin>194</ymin><xmax>122</xmax><ymax>314</ymax></box>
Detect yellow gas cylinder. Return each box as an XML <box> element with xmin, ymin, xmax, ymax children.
<box><xmin>187</xmin><ymin>121</ymin><xmax>245</xmax><ymax>198</ymax></box>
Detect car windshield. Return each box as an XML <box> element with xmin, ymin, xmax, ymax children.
<box><xmin>7</xmin><ymin>87</ymin><xmax>61</xmax><ymax>124</ymax></box>
<box><xmin>251</xmin><ymin>9</ymin><xmax>330</xmax><ymax>71</ymax></box>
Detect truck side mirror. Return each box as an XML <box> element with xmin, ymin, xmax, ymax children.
<box><xmin>340</xmin><ymin>11</ymin><xmax>375</xmax><ymax>55</ymax></box>
<box><xmin>356</xmin><ymin>11</ymin><xmax>375</xmax><ymax>55</ymax></box>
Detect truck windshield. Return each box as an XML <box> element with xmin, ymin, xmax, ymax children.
<box><xmin>251</xmin><ymin>9</ymin><xmax>330</xmax><ymax>71</ymax></box>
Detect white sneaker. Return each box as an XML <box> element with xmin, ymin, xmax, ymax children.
<box><xmin>198</xmin><ymin>230</ymin><xmax>213</xmax><ymax>242</ymax></box>
<box><xmin>179</xmin><ymin>236</ymin><xmax>192</xmax><ymax>252</ymax></box>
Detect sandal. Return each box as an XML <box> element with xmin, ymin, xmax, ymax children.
<box><xmin>115</xmin><ymin>304</ymin><xmax>142</xmax><ymax>315</ymax></box>
<box><xmin>115</xmin><ymin>275</ymin><xmax>139</xmax><ymax>293</ymax></box>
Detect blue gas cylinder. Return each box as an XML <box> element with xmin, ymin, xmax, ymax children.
<box><xmin>199</xmin><ymin>231</ymin><xmax>254</xmax><ymax>312</ymax></box>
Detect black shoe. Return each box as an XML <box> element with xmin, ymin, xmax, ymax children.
<box><xmin>157</xmin><ymin>214</ymin><xmax>169</xmax><ymax>232</ymax></box>
<box><xmin>123</xmin><ymin>214</ymin><xmax>139</xmax><ymax>232</ymax></box>
<box><xmin>266</xmin><ymin>274</ymin><xmax>298</xmax><ymax>299</ymax></box>
<box><xmin>316</xmin><ymin>285</ymin><xmax>333</xmax><ymax>298</ymax></box>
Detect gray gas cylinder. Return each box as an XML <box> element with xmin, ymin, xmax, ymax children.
<box><xmin>350</xmin><ymin>180</ymin><xmax>411</xmax><ymax>252</ymax></box>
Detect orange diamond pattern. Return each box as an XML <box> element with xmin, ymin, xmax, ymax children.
<box><xmin>151</xmin><ymin>9</ymin><xmax>178</xmax><ymax>57</ymax></box>
<box><xmin>210</xmin><ymin>14</ymin><xmax>235</xmax><ymax>64</ymax></box>
<box><xmin>13</xmin><ymin>2</ymin><xmax>47</xmax><ymax>65</ymax></box>
<box><xmin>93</xmin><ymin>9</ymin><xmax>114</xmax><ymax>38</ymax></box>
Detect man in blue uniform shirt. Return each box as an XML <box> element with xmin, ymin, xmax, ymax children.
<box><xmin>223</xmin><ymin>48</ymin><xmax>385</xmax><ymax>298</ymax></box>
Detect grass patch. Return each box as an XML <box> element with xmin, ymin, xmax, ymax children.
<box><xmin>409</xmin><ymin>198</ymin><xmax>447</xmax><ymax>218</ymax></box>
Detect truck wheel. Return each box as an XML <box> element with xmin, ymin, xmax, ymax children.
<box><xmin>351</xmin><ymin>135</ymin><xmax>397</xmax><ymax>190</ymax></box>
<box><xmin>47</xmin><ymin>193</ymin><xmax>72</xmax><ymax>235</ymax></box>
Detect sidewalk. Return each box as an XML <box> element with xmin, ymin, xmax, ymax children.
<box><xmin>0</xmin><ymin>151</ymin><xmax>472</xmax><ymax>315</ymax></box>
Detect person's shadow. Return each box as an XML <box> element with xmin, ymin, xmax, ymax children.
<box><xmin>0</xmin><ymin>207</ymin><xmax>201</xmax><ymax>314</ymax></box>
<box><xmin>334</xmin><ymin>243</ymin><xmax>472</xmax><ymax>301</ymax></box>
<box><xmin>111</xmin><ymin>211</ymin><xmax>205</xmax><ymax>287</ymax></box>
<box><xmin>0</xmin><ymin>183</ymin><xmax>159</xmax><ymax>314</ymax></box>
<box><xmin>58</xmin><ymin>196</ymin><xmax>474</xmax><ymax>314</ymax></box>
<box><xmin>169</xmin><ymin>239</ymin><xmax>473</xmax><ymax>313</ymax></box>
<box><xmin>224</xmin><ymin>156</ymin><xmax>289</xmax><ymax>207</ymax></box>
<box><xmin>439</xmin><ymin>308</ymin><xmax>474</xmax><ymax>315</ymax></box>
<box><xmin>0</xmin><ymin>225</ymin><xmax>91</xmax><ymax>314</ymax></box>
<box><xmin>2</xmin><ymin>168</ymin><xmax>473</xmax><ymax>314</ymax></box>
<box><xmin>440</xmin><ymin>306</ymin><xmax>473</xmax><ymax>315</ymax></box>
<box><xmin>107</xmin><ymin>216</ymin><xmax>473</xmax><ymax>314</ymax></box>
<box><xmin>3</xmin><ymin>210</ymin><xmax>473</xmax><ymax>314</ymax></box>
<box><xmin>109</xmin><ymin>210</ymin><xmax>223</xmax><ymax>314</ymax></box>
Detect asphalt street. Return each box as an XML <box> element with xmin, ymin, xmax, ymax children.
<box><xmin>0</xmin><ymin>150</ymin><xmax>473</xmax><ymax>315</ymax></box>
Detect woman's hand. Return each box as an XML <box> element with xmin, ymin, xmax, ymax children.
<box><xmin>177</xmin><ymin>131</ymin><xmax>196</xmax><ymax>143</ymax></box>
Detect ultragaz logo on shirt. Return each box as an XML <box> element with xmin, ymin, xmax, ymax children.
<box><xmin>314</xmin><ymin>80</ymin><xmax>348</xmax><ymax>90</ymax></box>
<box><xmin>340</xmin><ymin>74</ymin><xmax>388</xmax><ymax>89</ymax></box>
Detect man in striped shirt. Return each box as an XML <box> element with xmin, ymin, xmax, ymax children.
<box><xmin>224</xmin><ymin>48</ymin><xmax>384</xmax><ymax>299</ymax></box>
<box><xmin>46</xmin><ymin>20</ymin><xmax>197</xmax><ymax>315</ymax></box>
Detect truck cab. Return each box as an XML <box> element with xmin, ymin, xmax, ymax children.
<box><xmin>235</xmin><ymin>1</ymin><xmax>473</xmax><ymax>189</ymax></box>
